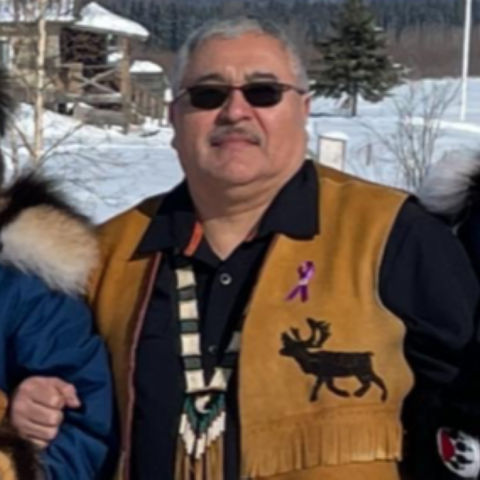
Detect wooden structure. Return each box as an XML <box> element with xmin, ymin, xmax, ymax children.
<box><xmin>0</xmin><ymin>0</ymin><xmax>167</xmax><ymax>132</ymax></box>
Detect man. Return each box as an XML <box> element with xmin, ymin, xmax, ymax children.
<box><xmin>0</xmin><ymin>69</ymin><xmax>116</xmax><ymax>479</ymax></box>
<box><xmin>11</xmin><ymin>17</ymin><xmax>480</xmax><ymax>480</ymax></box>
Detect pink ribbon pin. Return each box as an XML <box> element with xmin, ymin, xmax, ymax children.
<box><xmin>286</xmin><ymin>261</ymin><xmax>315</xmax><ymax>302</ymax></box>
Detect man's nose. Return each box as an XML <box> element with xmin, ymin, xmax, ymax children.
<box><xmin>218</xmin><ymin>89</ymin><xmax>253</xmax><ymax>123</ymax></box>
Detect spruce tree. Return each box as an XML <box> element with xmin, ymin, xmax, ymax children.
<box><xmin>312</xmin><ymin>0</ymin><xmax>403</xmax><ymax>117</ymax></box>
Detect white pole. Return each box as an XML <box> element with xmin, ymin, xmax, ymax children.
<box><xmin>461</xmin><ymin>0</ymin><xmax>473</xmax><ymax>121</ymax></box>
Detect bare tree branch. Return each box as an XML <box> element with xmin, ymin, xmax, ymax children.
<box><xmin>362</xmin><ymin>80</ymin><xmax>459</xmax><ymax>191</ymax></box>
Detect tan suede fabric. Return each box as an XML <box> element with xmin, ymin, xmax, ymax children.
<box><xmin>0</xmin><ymin>451</ymin><xmax>16</xmax><ymax>480</ymax></box>
<box><xmin>264</xmin><ymin>461</ymin><xmax>401</xmax><ymax>480</ymax></box>
<box><xmin>0</xmin><ymin>393</ymin><xmax>16</xmax><ymax>480</ymax></box>
<box><xmin>239</xmin><ymin>172</ymin><xmax>414</xmax><ymax>478</ymax></box>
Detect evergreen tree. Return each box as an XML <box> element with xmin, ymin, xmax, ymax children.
<box><xmin>311</xmin><ymin>0</ymin><xmax>403</xmax><ymax>117</ymax></box>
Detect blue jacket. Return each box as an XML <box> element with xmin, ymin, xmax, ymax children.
<box><xmin>0</xmin><ymin>175</ymin><xmax>116</xmax><ymax>479</ymax></box>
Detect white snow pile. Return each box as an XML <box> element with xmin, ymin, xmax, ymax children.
<box><xmin>108</xmin><ymin>52</ymin><xmax>123</xmax><ymax>65</ymax></box>
<box><xmin>130</xmin><ymin>61</ymin><xmax>164</xmax><ymax>74</ymax></box>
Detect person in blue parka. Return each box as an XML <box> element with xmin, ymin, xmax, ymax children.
<box><xmin>0</xmin><ymin>70</ymin><xmax>116</xmax><ymax>479</ymax></box>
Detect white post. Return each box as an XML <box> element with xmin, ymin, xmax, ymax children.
<box><xmin>461</xmin><ymin>0</ymin><xmax>473</xmax><ymax>121</ymax></box>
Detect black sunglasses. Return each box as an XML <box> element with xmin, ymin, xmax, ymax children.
<box><xmin>176</xmin><ymin>82</ymin><xmax>307</xmax><ymax>110</ymax></box>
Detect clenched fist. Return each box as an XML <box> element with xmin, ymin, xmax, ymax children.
<box><xmin>9</xmin><ymin>377</ymin><xmax>81</xmax><ymax>449</ymax></box>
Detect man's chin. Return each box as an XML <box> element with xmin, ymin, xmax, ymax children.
<box><xmin>207</xmin><ymin>167</ymin><xmax>263</xmax><ymax>189</ymax></box>
<box><xmin>204</xmin><ymin>157</ymin><xmax>263</xmax><ymax>185</ymax></box>
<box><xmin>214</xmin><ymin>172</ymin><xmax>258</xmax><ymax>187</ymax></box>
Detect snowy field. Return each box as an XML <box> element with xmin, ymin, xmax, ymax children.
<box><xmin>308</xmin><ymin>78</ymin><xmax>480</xmax><ymax>187</ymax></box>
<box><xmin>5</xmin><ymin>78</ymin><xmax>480</xmax><ymax>224</ymax></box>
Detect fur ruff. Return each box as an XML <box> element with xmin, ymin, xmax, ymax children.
<box><xmin>418</xmin><ymin>152</ymin><xmax>480</xmax><ymax>223</ymax></box>
<box><xmin>0</xmin><ymin>174</ymin><xmax>99</xmax><ymax>295</ymax></box>
<box><xmin>0</xmin><ymin>67</ymin><xmax>97</xmax><ymax>294</ymax></box>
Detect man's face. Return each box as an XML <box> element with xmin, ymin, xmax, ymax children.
<box><xmin>170</xmin><ymin>33</ymin><xmax>310</xmax><ymax>190</ymax></box>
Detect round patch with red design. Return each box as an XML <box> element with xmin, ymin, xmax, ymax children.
<box><xmin>437</xmin><ymin>428</ymin><xmax>480</xmax><ymax>478</ymax></box>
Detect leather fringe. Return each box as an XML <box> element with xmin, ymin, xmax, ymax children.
<box><xmin>175</xmin><ymin>437</ymin><xmax>224</xmax><ymax>480</ymax></box>
<box><xmin>241</xmin><ymin>410</ymin><xmax>403</xmax><ymax>478</ymax></box>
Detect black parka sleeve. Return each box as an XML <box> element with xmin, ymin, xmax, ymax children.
<box><xmin>380</xmin><ymin>199</ymin><xmax>480</xmax><ymax>479</ymax></box>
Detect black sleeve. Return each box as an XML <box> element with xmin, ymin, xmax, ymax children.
<box><xmin>380</xmin><ymin>198</ymin><xmax>479</xmax><ymax>393</ymax></box>
<box><xmin>381</xmin><ymin>199</ymin><xmax>480</xmax><ymax>480</ymax></box>
<box><xmin>459</xmin><ymin>205</ymin><xmax>480</xmax><ymax>281</ymax></box>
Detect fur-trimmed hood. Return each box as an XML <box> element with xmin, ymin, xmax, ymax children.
<box><xmin>0</xmin><ymin>174</ymin><xmax>99</xmax><ymax>295</ymax></box>
<box><xmin>418</xmin><ymin>152</ymin><xmax>480</xmax><ymax>224</ymax></box>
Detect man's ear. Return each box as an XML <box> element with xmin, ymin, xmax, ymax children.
<box><xmin>302</xmin><ymin>92</ymin><xmax>311</xmax><ymax>119</ymax></box>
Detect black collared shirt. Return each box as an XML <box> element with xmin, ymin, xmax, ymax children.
<box><xmin>131</xmin><ymin>161</ymin><xmax>480</xmax><ymax>480</ymax></box>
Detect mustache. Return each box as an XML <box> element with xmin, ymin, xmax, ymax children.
<box><xmin>209</xmin><ymin>126</ymin><xmax>262</xmax><ymax>146</ymax></box>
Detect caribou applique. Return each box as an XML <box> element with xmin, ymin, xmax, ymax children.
<box><xmin>280</xmin><ymin>318</ymin><xmax>388</xmax><ymax>402</ymax></box>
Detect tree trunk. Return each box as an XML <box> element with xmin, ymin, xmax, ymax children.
<box><xmin>120</xmin><ymin>37</ymin><xmax>131</xmax><ymax>135</ymax></box>
<box><xmin>34</xmin><ymin>0</ymin><xmax>48</xmax><ymax>163</ymax></box>
<box><xmin>351</xmin><ymin>84</ymin><xmax>359</xmax><ymax>117</ymax></box>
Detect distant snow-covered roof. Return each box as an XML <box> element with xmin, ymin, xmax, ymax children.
<box><xmin>130</xmin><ymin>61</ymin><xmax>163</xmax><ymax>74</ymax></box>
<box><xmin>73</xmin><ymin>2</ymin><xmax>149</xmax><ymax>40</ymax></box>
<box><xmin>0</xmin><ymin>0</ymin><xmax>76</xmax><ymax>23</ymax></box>
<box><xmin>0</xmin><ymin>0</ymin><xmax>150</xmax><ymax>40</ymax></box>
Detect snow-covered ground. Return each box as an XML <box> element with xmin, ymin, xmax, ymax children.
<box><xmin>308</xmin><ymin>78</ymin><xmax>480</xmax><ymax>187</ymax></box>
<box><xmin>6</xmin><ymin>106</ymin><xmax>180</xmax><ymax>223</ymax></box>
<box><xmin>5</xmin><ymin>78</ymin><xmax>480</xmax><ymax>224</ymax></box>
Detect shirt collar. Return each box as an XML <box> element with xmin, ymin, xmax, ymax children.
<box><xmin>136</xmin><ymin>160</ymin><xmax>320</xmax><ymax>255</ymax></box>
<box><xmin>257</xmin><ymin>160</ymin><xmax>319</xmax><ymax>239</ymax></box>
